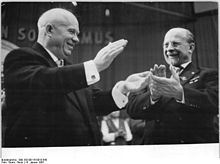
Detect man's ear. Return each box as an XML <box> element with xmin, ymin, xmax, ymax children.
<box><xmin>189</xmin><ymin>42</ymin><xmax>195</xmax><ymax>54</ymax></box>
<box><xmin>45</xmin><ymin>24</ymin><xmax>53</xmax><ymax>37</ymax></box>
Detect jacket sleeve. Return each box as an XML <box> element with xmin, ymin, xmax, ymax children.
<box><xmin>183</xmin><ymin>69</ymin><xmax>218</xmax><ymax>114</ymax></box>
<box><xmin>4</xmin><ymin>48</ymin><xmax>88</xmax><ymax>93</ymax></box>
<box><xmin>91</xmin><ymin>87</ymin><xmax>120</xmax><ymax>116</ymax></box>
<box><xmin>126</xmin><ymin>90</ymin><xmax>166</xmax><ymax>120</ymax></box>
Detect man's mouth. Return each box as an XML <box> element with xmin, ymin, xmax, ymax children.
<box><xmin>167</xmin><ymin>52</ymin><xmax>179</xmax><ymax>58</ymax></box>
<box><xmin>66</xmin><ymin>42</ymin><xmax>74</xmax><ymax>50</ymax></box>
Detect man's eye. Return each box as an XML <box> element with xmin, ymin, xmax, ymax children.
<box><xmin>172</xmin><ymin>43</ymin><xmax>178</xmax><ymax>47</ymax></box>
<box><xmin>172</xmin><ymin>42</ymin><xmax>181</xmax><ymax>47</ymax></box>
<box><xmin>69</xmin><ymin>31</ymin><xmax>75</xmax><ymax>34</ymax></box>
<box><xmin>69</xmin><ymin>30</ymin><xmax>76</xmax><ymax>35</ymax></box>
<box><xmin>163</xmin><ymin>44</ymin><xmax>168</xmax><ymax>48</ymax></box>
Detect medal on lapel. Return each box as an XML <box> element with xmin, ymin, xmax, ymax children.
<box><xmin>179</xmin><ymin>76</ymin><xmax>187</xmax><ymax>81</ymax></box>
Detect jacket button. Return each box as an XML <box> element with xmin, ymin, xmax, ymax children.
<box><xmin>143</xmin><ymin>106</ymin><xmax>147</xmax><ymax>110</ymax></box>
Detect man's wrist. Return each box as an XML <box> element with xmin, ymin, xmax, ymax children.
<box><xmin>150</xmin><ymin>96</ymin><xmax>160</xmax><ymax>105</ymax></box>
<box><xmin>93</xmin><ymin>60</ymin><xmax>101</xmax><ymax>73</ymax></box>
<box><xmin>117</xmin><ymin>81</ymin><xmax>130</xmax><ymax>96</ymax></box>
<box><xmin>176</xmin><ymin>86</ymin><xmax>185</xmax><ymax>103</ymax></box>
<box><xmin>84</xmin><ymin>60</ymin><xmax>100</xmax><ymax>85</ymax></box>
<box><xmin>151</xmin><ymin>96</ymin><xmax>160</xmax><ymax>101</ymax></box>
<box><xmin>112</xmin><ymin>81</ymin><xmax>129</xmax><ymax>109</ymax></box>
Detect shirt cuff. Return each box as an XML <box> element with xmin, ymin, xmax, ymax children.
<box><xmin>150</xmin><ymin>96</ymin><xmax>159</xmax><ymax>105</ymax></box>
<box><xmin>84</xmin><ymin>60</ymin><xmax>100</xmax><ymax>85</ymax></box>
<box><xmin>112</xmin><ymin>81</ymin><xmax>129</xmax><ymax>109</ymax></box>
<box><xmin>176</xmin><ymin>90</ymin><xmax>185</xmax><ymax>104</ymax></box>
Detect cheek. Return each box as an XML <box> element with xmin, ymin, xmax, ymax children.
<box><xmin>179</xmin><ymin>49</ymin><xmax>188</xmax><ymax>57</ymax></box>
<box><xmin>52</xmin><ymin>37</ymin><xmax>64</xmax><ymax>47</ymax></box>
<box><xmin>163</xmin><ymin>54</ymin><xmax>170</xmax><ymax>64</ymax></box>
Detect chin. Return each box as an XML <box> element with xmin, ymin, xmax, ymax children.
<box><xmin>170</xmin><ymin>60</ymin><xmax>180</xmax><ymax>66</ymax></box>
<box><xmin>170</xmin><ymin>61</ymin><xmax>179</xmax><ymax>67</ymax></box>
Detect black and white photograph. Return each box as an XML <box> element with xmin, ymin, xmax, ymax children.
<box><xmin>1</xmin><ymin>0</ymin><xmax>219</xmax><ymax>163</ymax></box>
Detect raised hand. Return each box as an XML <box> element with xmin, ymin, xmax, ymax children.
<box><xmin>149</xmin><ymin>66</ymin><xmax>183</xmax><ymax>101</ymax></box>
<box><xmin>149</xmin><ymin>64</ymin><xmax>166</xmax><ymax>100</ymax></box>
<box><xmin>150</xmin><ymin>64</ymin><xmax>166</xmax><ymax>77</ymax></box>
<box><xmin>94</xmin><ymin>39</ymin><xmax>128</xmax><ymax>72</ymax></box>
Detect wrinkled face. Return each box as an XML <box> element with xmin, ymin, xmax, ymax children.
<box><xmin>49</xmin><ymin>15</ymin><xmax>80</xmax><ymax>60</ymax></box>
<box><xmin>163</xmin><ymin>29</ymin><xmax>193</xmax><ymax>67</ymax></box>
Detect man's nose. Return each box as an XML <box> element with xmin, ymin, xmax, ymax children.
<box><xmin>167</xmin><ymin>43</ymin><xmax>174</xmax><ymax>50</ymax></box>
<box><xmin>72</xmin><ymin>35</ymin><xmax>79</xmax><ymax>43</ymax></box>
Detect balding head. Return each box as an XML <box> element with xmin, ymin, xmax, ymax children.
<box><xmin>165</xmin><ymin>27</ymin><xmax>194</xmax><ymax>44</ymax></box>
<box><xmin>37</xmin><ymin>8</ymin><xmax>78</xmax><ymax>30</ymax></box>
<box><xmin>37</xmin><ymin>8</ymin><xmax>80</xmax><ymax>60</ymax></box>
<box><xmin>37</xmin><ymin>8</ymin><xmax>79</xmax><ymax>44</ymax></box>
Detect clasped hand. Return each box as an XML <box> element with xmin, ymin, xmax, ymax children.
<box><xmin>118</xmin><ymin>71</ymin><xmax>152</xmax><ymax>95</ymax></box>
<box><xmin>115</xmin><ymin>129</ymin><xmax>126</xmax><ymax>138</ymax></box>
<box><xmin>116</xmin><ymin>64</ymin><xmax>183</xmax><ymax>100</ymax></box>
<box><xmin>149</xmin><ymin>64</ymin><xmax>183</xmax><ymax>101</ymax></box>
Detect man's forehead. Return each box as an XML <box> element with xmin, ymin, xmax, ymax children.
<box><xmin>52</xmin><ymin>15</ymin><xmax>79</xmax><ymax>31</ymax></box>
<box><xmin>164</xmin><ymin>30</ymin><xmax>187</xmax><ymax>42</ymax></box>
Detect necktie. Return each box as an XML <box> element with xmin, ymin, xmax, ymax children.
<box><xmin>56</xmin><ymin>59</ymin><xmax>64</xmax><ymax>67</ymax></box>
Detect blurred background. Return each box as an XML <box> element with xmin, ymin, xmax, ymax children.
<box><xmin>1</xmin><ymin>1</ymin><xmax>218</xmax><ymax>94</ymax></box>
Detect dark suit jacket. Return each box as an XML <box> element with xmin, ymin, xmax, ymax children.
<box><xmin>127</xmin><ymin>63</ymin><xmax>219</xmax><ymax>144</ymax></box>
<box><xmin>3</xmin><ymin>42</ymin><xmax>119</xmax><ymax>147</ymax></box>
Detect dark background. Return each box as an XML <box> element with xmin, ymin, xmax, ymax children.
<box><xmin>1</xmin><ymin>1</ymin><xmax>218</xmax><ymax>90</ymax></box>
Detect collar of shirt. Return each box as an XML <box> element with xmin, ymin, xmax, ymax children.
<box><xmin>171</xmin><ymin>61</ymin><xmax>191</xmax><ymax>74</ymax></box>
<box><xmin>172</xmin><ymin>61</ymin><xmax>191</xmax><ymax>70</ymax></box>
<box><xmin>180</xmin><ymin>61</ymin><xmax>191</xmax><ymax>69</ymax></box>
<box><xmin>111</xmin><ymin>118</ymin><xmax>120</xmax><ymax>127</ymax></box>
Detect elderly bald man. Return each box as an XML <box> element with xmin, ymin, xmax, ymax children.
<box><xmin>127</xmin><ymin>27</ymin><xmax>218</xmax><ymax>144</ymax></box>
<box><xmin>3</xmin><ymin>8</ymin><xmax>151</xmax><ymax>147</ymax></box>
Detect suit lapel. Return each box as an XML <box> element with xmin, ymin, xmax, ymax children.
<box><xmin>32</xmin><ymin>42</ymin><xmax>57</xmax><ymax>67</ymax></box>
<box><xmin>179</xmin><ymin>63</ymin><xmax>200</xmax><ymax>85</ymax></box>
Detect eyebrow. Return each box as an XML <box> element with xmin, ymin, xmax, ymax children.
<box><xmin>68</xmin><ymin>28</ymin><xmax>80</xmax><ymax>34</ymax></box>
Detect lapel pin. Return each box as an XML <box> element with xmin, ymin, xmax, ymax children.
<box><xmin>180</xmin><ymin>76</ymin><xmax>187</xmax><ymax>81</ymax></box>
<box><xmin>191</xmin><ymin>76</ymin><xmax>200</xmax><ymax>81</ymax></box>
<box><xmin>189</xmin><ymin>76</ymin><xmax>200</xmax><ymax>84</ymax></box>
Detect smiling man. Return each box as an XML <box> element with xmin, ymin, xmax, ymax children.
<box><xmin>126</xmin><ymin>27</ymin><xmax>219</xmax><ymax>144</ymax></box>
<box><xmin>3</xmin><ymin>8</ymin><xmax>151</xmax><ymax>147</ymax></box>
<box><xmin>163</xmin><ymin>28</ymin><xmax>194</xmax><ymax>67</ymax></box>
